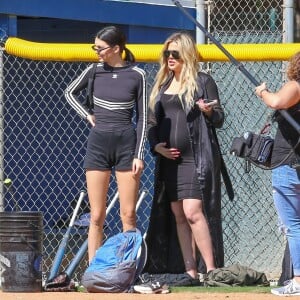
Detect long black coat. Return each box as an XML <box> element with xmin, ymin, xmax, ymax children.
<box><xmin>144</xmin><ymin>72</ymin><xmax>234</xmax><ymax>274</ymax></box>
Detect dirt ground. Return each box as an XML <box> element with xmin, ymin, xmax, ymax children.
<box><xmin>2</xmin><ymin>291</ymin><xmax>300</xmax><ymax>300</ymax></box>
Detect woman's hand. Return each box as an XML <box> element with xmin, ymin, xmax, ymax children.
<box><xmin>86</xmin><ymin>114</ymin><xmax>96</xmax><ymax>127</ymax></box>
<box><xmin>154</xmin><ymin>142</ymin><xmax>180</xmax><ymax>160</ymax></box>
<box><xmin>196</xmin><ymin>99</ymin><xmax>213</xmax><ymax>117</ymax></box>
<box><xmin>255</xmin><ymin>82</ymin><xmax>268</xmax><ymax>98</ymax></box>
<box><xmin>132</xmin><ymin>158</ymin><xmax>144</xmax><ymax>177</ymax></box>
<box><xmin>255</xmin><ymin>81</ymin><xmax>300</xmax><ymax>109</ymax></box>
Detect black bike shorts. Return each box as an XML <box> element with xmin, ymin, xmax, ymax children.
<box><xmin>83</xmin><ymin>127</ymin><xmax>136</xmax><ymax>171</ymax></box>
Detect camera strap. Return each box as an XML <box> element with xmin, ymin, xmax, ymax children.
<box><xmin>258</xmin><ymin>112</ymin><xmax>274</xmax><ymax>135</ymax></box>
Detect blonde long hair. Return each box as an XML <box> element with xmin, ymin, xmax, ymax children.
<box><xmin>149</xmin><ymin>32</ymin><xmax>200</xmax><ymax>111</ymax></box>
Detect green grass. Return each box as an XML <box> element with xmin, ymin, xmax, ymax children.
<box><xmin>171</xmin><ymin>286</ymin><xmax>272</xmax><ymax>294</ymax></box>
<box><xmin>76</xmin><ymin>284</ymin><xmax>273</xmax><ymax>294</ymax></box>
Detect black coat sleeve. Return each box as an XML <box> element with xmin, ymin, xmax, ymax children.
<box><xmin>199</xmin><ymin>72</ymin><xmax>224</xmax><ymax>128</ymax></box>
<box><xmin>147</xmin><ymin>101</ymin><xmax>164</xmax><ymax>154</ymax></box>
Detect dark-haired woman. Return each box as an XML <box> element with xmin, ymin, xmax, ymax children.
<box><xmin>65</xmin><ymin>26</ymin><xmax>147</xmax><ymax>262</ymax></box>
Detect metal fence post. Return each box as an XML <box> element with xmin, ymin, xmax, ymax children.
<box><xmin>0</xmin><ymin>45</ymin><xmax>4</xmax><ymax>212</ymax></box>
<box><xmin>283</xmin><ymin>0</ymin><xmax>294</xmax><ymax>43</ymax></box>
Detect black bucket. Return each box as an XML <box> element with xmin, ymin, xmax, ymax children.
<box><xmin>0</xmin><ymin>211</ymin><xmax>43</xmax><ymax>292</ymax></box>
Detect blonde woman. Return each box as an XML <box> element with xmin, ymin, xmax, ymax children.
<box><xmin>145</xmin><ymin>32</ymin><xmax>231</xmax><ymax>282</ymax></box>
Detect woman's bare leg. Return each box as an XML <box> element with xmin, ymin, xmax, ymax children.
<box><xmin>116</xmin><ymin>170</ymin><xmax>140</xmax><ymax>231</ymax></box>
<box><xmin>86</xmin><ymin>169</ymin><xmax>111</xmax><ymax>263</ymax></box>
<box><xmin>171</xmin><ymin>201</ymin><xmax>198</xmax><ymax>278</ymax></box>
<box><xmin>171</xmin><ymin>198</ymin><xmax>216</xmax><ymax>277</ymax></box>
<box><xmin>183</xmin><ymin>198</ymin><xmax>216</xmax><ymax>272</ymax></box>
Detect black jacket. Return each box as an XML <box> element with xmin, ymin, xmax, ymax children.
<box><xmin>144</xmin><ymin>72</ymin><xmax>233</xmax><ymax>274</ymax></box>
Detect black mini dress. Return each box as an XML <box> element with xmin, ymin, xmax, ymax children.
<box><xmin>158</xmin><ymin>93</ymin><xmax>202</xmax><ymax>201</ymax></box>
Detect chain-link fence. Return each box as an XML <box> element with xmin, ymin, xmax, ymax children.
<box><xmin>0</xmin><ymin>0</ymin><xmax>290</xmax><ymax>283</ymax></box>
<box><xmin>205</xmin><ymin>0</ymin><xmax>286</xmax><ymax>280</ymax></box>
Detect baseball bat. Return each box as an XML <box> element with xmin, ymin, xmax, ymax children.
<box><xmin>47</xmin><ymin>189</ymin><xmax>86</xmax><ymax>282</ymax></box>
<box><xmin>64</xmin><ymin>191</ymin><xmax>119</xmax><ymax>278</ymax></box>
<box><xmin>136</xmin><ymin>189</ymin><xmax>147</xmax><ymax>211</ymax></box>
<box><xmin>134</xmin><ymin>190</ymin><xmax>148</xmax><ymax>276</ymax></box>
<box><xmin>64</xmin><ymin>189</ymin><xmax>148</xmax><ymax>278</ymax></box>
<box><xmin>172</xmin><ymin>0</ymin><xmax>300</xmax><ymax>134</ymax></box>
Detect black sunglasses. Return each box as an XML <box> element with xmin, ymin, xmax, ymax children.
<box><xmin>91</xmin><ymin>45</ymin><xmax>111</xmax><ymax>53</ymax></box>
<box><xmin>163</xmin><ymin>50</ymin><xmax>180</xmax><ymax>60</ymax></box>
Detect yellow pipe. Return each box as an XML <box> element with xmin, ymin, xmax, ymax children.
<box><xmin>4</xmin><ymin>37</ymin><xmax>300</xmax><ymax>62</ymax></box>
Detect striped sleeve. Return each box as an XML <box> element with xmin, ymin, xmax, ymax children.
<box><xmin>64</xmin><ymin>64</ymin><xmax>94</xmax><ymax>119</ymax></box>
<box><xmin>133</xmin><ymin>66</ymin><xmax>148</xmax><ymax>161</ymax></box>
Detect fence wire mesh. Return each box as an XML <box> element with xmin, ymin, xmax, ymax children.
<box><xmin>0</xmin><ymin>0</ymin><xmax>289</xmax><ymax>283</ymax></box>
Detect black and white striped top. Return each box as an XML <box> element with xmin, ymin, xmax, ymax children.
<box><xmin>65</xmin><ymin>62</ymin><xmax>148</xmax><ymax>160</ymax></box>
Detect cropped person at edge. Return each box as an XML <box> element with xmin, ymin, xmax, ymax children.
<box><xmin>255</xmin><ymin>51</ymin><xmax>300</xmax><ymax>297</ymax></box>
<box><xmin>65</xmin><ymin>26</ymin><xmax>147</xmax><ymax>262</ymax></box>
<box><xmin>145</xmin><ymin>32</ymin><xmax>233</xmax><ymax>280</ymax></box>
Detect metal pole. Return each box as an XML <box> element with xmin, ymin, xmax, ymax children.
<box><xmin>281</xmin><ymin>1</ymin><xmax>294</xmax><ymax>99</ymax></box>
<box><xmin>283</xmin><ymin>0</ymin><xmax>294</xmax><ymax>43</ymax></box>
<box><xmin>0</xmin><ymin>44</ymin><xmax>4</xmax><ymax>212</ymax></box>
<box><xmin>195</xmin><ymin>0</ymin><xmax>205</xmax><ymax>44</ymax></box>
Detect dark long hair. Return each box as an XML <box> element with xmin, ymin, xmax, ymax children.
<box><xmin>95</xmin><ymin>26</ymin><xmax>135</xmax><ymax>62</ymax></box>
